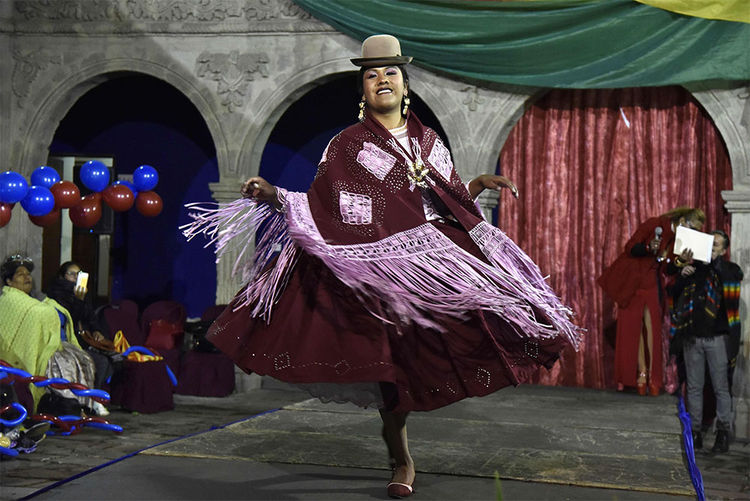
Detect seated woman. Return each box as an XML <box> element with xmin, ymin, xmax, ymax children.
<box><xmin>0</xmin><ymin>255</ymin><xmax>107</xmax><ymax>416</ymax></box>
<box><xmin>46</xmin><ymin>261</ymin><xmax>116</xmax><ymax>395</ymax></box>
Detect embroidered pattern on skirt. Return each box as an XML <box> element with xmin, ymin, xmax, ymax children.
<box><xmin>339</xmin><ymin>190</ymin><xmax>373</xmax><ymax>225</ymax></box>
<box><xmin>356</xmin><ymin>141</ymin><xmax>397</xmax><ymax>180</ymax></box>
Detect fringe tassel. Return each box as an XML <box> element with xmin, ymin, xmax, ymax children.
<box><xmin>182</xmin><ymin>196</ymin><xmax>580</xmax><ymax>348</ymax></box>
<box><xmin>181</xmin><ymin>199</ymin><xmax>299</xmax><ymax>321</ymax></box>
<box><xmin>284</xmin><ymin>193</ymin><xmax>580</xmax><ymax>347</ymax></box>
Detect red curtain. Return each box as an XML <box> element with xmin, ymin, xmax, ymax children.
<box><xmin>497</xmin><ymin>86</ymin><xmax>733</xmax><ymax>389</ymax></box>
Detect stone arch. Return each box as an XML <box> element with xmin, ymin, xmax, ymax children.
<box><xmin>481</xmin><ymin>86</ymin><xmax>748</xmax><ymax>193</ymax></box>
<box><xmin>688</xmin><ymin>86</ymin><xmax>750</xmax><ymax>190</ymax></box>
<box><xmin>17</xmin><ymin>58</ymin><xmax>225</xmax><ymax>179</ymax></box>
<box><xmin>474</xmin><ymin>89</ymin><xmax>541</xmax><ymax>177</ymax></box>
<box><xmin>238</xmin><ymin>57</ymin><xmax>358</xmax><ymax>182</ymax></box>
<box><xmin>237</xmin><ymin>58</ymin><xmax>455</xmax><ymax>182</ymax></box>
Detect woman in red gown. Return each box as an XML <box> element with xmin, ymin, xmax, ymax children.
<box><xmin>598</xmin><ymin>207</ymin><xmax>705</xmax><ymax>396</ymax></box>
<box><xmin>185</xmin><ymin>35</ymin><xmax>580</xmax><ymax>498</ymax></box>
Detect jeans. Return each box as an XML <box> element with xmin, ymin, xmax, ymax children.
<box><xmin>684</xmin><ymin>335</ymin><xmax>731</xmax><ymax>431</ymax></box>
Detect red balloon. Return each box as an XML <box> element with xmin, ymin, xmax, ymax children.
<box><xmin>102</xmin><ymin>184</ymin><xmax>134</xmax><ymax>212</ymax></box>
<box><xmin>0</xmin><ymin>203</ymin><xmax>11</xmax><ymax>228</ymax></box>
<box><xmin>135</xmin><ymin>191</ymin><xmax>163</xmax><ymax>217</ymax></box>
<box><xmin>50</xmin><ymin>180</ymin><xmax>81</xmax><ymax>209</ymax></box>
<box><xmin>29</xmin><ymin>207</ymin><xmax>61</xmax><ymax>227</ymax></box>
<box><xmin>69</xmin><ymin>194</ymin><xmax>102</xmax><ymax>228</ymax></box>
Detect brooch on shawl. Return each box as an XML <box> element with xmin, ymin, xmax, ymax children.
<box><xmin>389</xmin><ymin>137</ymin><xmax>432</xmax><ymax>191</ymax></box>
<box><xmin>407</xmin><ymin>158</ymin><xmax>430</xmax><ymax>189</ymax></box>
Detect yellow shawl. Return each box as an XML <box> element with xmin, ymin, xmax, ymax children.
<box><xmin>0</xmin><ymin>286</ymin><xmax>79</xmax><ymax>408</ymax></box>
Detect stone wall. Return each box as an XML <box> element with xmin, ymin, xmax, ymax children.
<box><xmin>1</xmin><ymin>0</ymin><xmax>748</xmax><ymax>436</ymax></box>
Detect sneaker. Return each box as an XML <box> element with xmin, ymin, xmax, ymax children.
<box><xmin>14</xmin><ymin>422</ymin><xmax>50</xmax><ymax>454</ymax></box>
<box><xmin>92</xmin><ymin>401</ymin><xmax>110</xmax><ymax>417</ymax></box>
<box><xmin>15</xmin><ymin>435</ymin><xmax>38</xmax><ymax>453</ymax></box>
<box><xmin>24</xmin><ymin>422</ymin><xmax>50</xmax><ymax>442</ymax></box>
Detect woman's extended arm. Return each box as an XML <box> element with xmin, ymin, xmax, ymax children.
<box><xmin>467</xmin><ymin>174</ymin><xmax>519</xmax><ymax>200</ymax></box>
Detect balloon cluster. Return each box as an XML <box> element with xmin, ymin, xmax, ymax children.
<box><xmin>0</xmin><ymin>163</ymin><xmax>163</xmax><ymax>229</ymax></box>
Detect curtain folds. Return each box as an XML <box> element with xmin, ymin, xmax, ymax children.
<box><xmin>293</xmin><ymin>0</ymin><xmax>750</xmax><ymax>89</ymax></box>
<box><xmin>497</xmin><ymin>86</ymin><xmax>732</xmax><ymax>388</ymax></box>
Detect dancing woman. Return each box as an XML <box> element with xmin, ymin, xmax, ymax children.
<box><xmin>185</xmin><ymin>35</ymin><xmax>580</xmax><ymax>498</ymax></box>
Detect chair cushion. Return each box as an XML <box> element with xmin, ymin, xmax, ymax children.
<box><xmin>145</xmin><ymin>319</ymin><xmax>183</xmax><ymax>351</ymax></box>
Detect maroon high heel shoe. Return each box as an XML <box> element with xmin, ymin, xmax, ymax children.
<box><xmin>387</xmin><ymin>466</ymin><xmax>415</xmax><ymax>499</ymax></box>
<box><xmin>387</xmin><ymin>480</ymin><xmax>414</xmax><ymax>499</ymax></box>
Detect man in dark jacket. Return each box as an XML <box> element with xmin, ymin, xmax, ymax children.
<box><xmin>671</xmin><ymin>230</ymin><xmax>742</xmax><ymax>453</ymax></box>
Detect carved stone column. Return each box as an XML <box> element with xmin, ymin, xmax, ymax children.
<box><xmin>208</xmin><ymin>179</ymin><xmax>247</xmax><ymax>305</ymax></box>
<box><xmin>207</xmin><ymin>178</ymin><xmax>264</xmax><ymax>391</ymax></box>
<box><xmin>722</xmin><ymin>189</ymin><xmax>750</xmax><ymax>439</ymax></box>
<box><xmin>477</xmin><ymin>192</ymin><xmax>499</xmax><ymax>222</ymax></box>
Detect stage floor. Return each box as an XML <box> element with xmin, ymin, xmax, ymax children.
<box><xmin>1</xmin><ymin>384</ymin><xmax>748</xmax><ymax>500</ymax></box>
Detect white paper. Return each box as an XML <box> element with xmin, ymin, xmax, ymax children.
<box><xmin>674</xmin><ymin>226</ymin><xmax>713</xmax><ymax>263</ymax></box>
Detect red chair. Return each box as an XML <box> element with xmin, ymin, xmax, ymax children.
<box><xmin>100</xmin><ymin>300</ymin><xmax>174</xmax><ymax>413</ymax></box>
<box><xmin>176</xmin><ymin>305</ymin><xmax>235</xmax><ymax>397</ymax></box>
<box><xmin>140</xmin><ymin>300</ymin><xmax>186</xmax><ymax>377</ymax></box>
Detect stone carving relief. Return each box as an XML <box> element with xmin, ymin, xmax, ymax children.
<box><xmin>196</xmin><ymin>50</ymin><xmax>269</xmax><ymax>113</ymax></box>
<box><xmin>461</xmin><ymin>86</ymin><xmax>484</xmax><ymax>112</ymax></box>
<box><xmin>11</xmin><ymin>48</ymin><xmax>62</xmax><ymax>105</ymax></box>
<box><xmin>243</xmin><ymin>0</ymin><xmax>312</xmax><ymax>21</ymax></box>
<box><xmin>125</xmin><ymin>0</ymin><xmax>244</xmax><ymax>21</ymax></box>
<box><xmin>15</xmin><ymin>0</ymin><xmax>122</xmax><ymax>21</ymax></box>
<box><xmin>13</xmin><ymin>0</ymin><xmax>311</xmax><ymax>23</ymax></box>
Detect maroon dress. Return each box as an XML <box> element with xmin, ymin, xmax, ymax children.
<box><xmin>598</xmin><ymin>216</ymin><xmax>675</xmax><ymax>389</ymax></box>
<box><xmin>186</xmin><ymin>111</ymin><xmax>579</xmax><ymax>412</ymax></box>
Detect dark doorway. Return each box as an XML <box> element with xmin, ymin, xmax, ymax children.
<box><xmin>48</xmin><ymin>73</ymin><xmax>219</xmax><ymax>316</ymax></box>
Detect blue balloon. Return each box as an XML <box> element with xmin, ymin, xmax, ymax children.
<box><xmin>133</xmin><ymin>165</ymin><xmax>158</xmax><ymax>192</ymax></box>
<box><xmin>0</xmin><ymin>446</ymin><xmax>19</xmax><ymax>457</ymax></box>
<box><xmin>113</xmin><ymin>179</ymin><xmax>138</xmax><ymax>197</ymax></box>
<box><xmin>84</xmin><ymin>421</ymin><xmax>123</xmax><ymax>433</ymax></box>
<box><xmin>20</xmin><ymin>185</ymin><xmax>55</xmax><ymax>216</ymax></box>
<box><xmin>80</xmin><ymin>160</ymin><xmax>110</xmax><ymax>192</ymax></box>
<box><xmin>73</xmin><ymin>388</ymin><xmax>111</xmax><ymax>400</ymax></box>
<box><xmin>30</xmin><ymin>166</ymin><xmax>61</xmax><ymax>188</ymax></box>
<box><xmin>0</xmin><ymin>171</ymin><xmax>29</xmax><ymax>204</ymax></box>
<box><xmin>0</xmin><ymin>402</ymin><xmax>27</xmax><ymax>427</ymax></box>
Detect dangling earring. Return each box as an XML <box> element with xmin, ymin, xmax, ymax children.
<box><xmin>358</xmin><ymin>96</ymin><xmax>366</xmax><ymax>122</ymax></box>
<box><xmin>402</xmin><ymin>95</ymin><xmax>410</xmax><ymax>116</ymax></box>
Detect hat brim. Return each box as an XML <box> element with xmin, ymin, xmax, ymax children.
<box><xmin>350</xmin><ymin>56</ymin><xmax>413</xmax><ymax>67</ymax></box>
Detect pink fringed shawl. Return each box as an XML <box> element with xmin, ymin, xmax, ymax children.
<box><xmin>183</xmin><ymin>111</ymin><xmax>581</xmax><ymax>349</ymax></box>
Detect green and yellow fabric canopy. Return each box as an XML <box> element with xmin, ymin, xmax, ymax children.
<box><xmin>293</xmin><ymin>0</ymin><xmax>750</xmax><ymax>89</ymax></box>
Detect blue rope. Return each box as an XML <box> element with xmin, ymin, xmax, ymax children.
<box><xmin>677</xmin><ymin>396</ymin><xmax>705</xmax><ymax>501</ymax></box>
<box><xmin>0</xmin><ymin>365</ymin><xmax>111</xmax><ymax>401</ymax></box>
<box><xmin>41</xmin><ymin>415</ymin><xmax>123</xmax><ymax>435</ymax></box>
<box><xmin>121</xmin><ymin>346</ymin><xmax>178</xmax><ymax>386</ymax></box>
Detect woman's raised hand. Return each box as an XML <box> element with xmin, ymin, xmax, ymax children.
<box><xmin>468</xmin><ymin>174</ymin><xmax>519</xmax><ymax>200</ymax></box>
<box><xmin>241</xmin><ymin>177</ymin><xmax>276</xmax><ymax>202</ymax></box>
